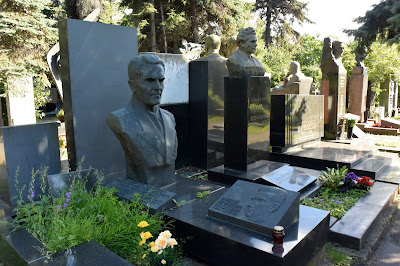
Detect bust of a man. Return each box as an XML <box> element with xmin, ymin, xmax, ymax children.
<box><xmin>321</xmin><ymin>37</ymin><xmax>346</xmax><ymax>75</ymax></box>
<box><xmin>226</xmin><ymin>27</ymin><xmax>265</xmax><ymax>78</ymax></box>
<box><xmin>195</xmin><ymin>34</ymin><xmax>226</xmax><ymax>62</ymax></box>
<box><xmin>106</xmin><ymin>54</ymin><xmax>178</xmax><ymax>187</ymax></box>
<box><xmin>273</xmin><ymin>61</ymin><xmax>306</xmax><ymax>92</ymax></box>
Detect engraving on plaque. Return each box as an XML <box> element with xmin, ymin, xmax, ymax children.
<box><xmin>213</xmin><ymin>197</ymin><xmax>244</xmax><ymax>215</ymax></box>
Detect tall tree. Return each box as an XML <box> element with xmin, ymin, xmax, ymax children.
<box><xmin>0</xmin><ymin>0</ymin><xmax>58</xmax><ymax>119</ymax></box>
<box><xmin>345</xmin><ymin>0</ymin><xmax>400</xmax><ymax>47</ymax></box>
<box><xmin>254</xmin><ymin>0</ymin><xmax>312</xmax><ymax>47</ymax></box>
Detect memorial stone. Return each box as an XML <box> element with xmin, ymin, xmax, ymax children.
<box><xmin>106</xmin><ymin>177</ymin><xmax>175</xmax><ymax>213</ymax></box>
<box><xmin>59</xmin><ymin>19</ymin><xmax>138</xmax><ymax>175</ymax></box>
<box><xmin>366</xmin><ymin>86</ymin><xmax>376</xmax><ymax>119</ymax></box>
<box><xmin>320</xmin><ymin>38</ymin><xmax>347</xmax><ymax>139</ymax></box>
<box><xmin>270</xmin><ymin>95</ymin><xmax>324</xmax><ymax>151</ymax></box>
<box><xmin>380</xmin><ymin>79</ymin><xmax>395</xmax><ymax>117</ymax></box>
<box><xmin>349</xmin><ymin>66</ymin><xmax>368</xmax><ymax>121</ymax></box>
<box><xmin>0</xmin><ymin>122</ymin><xmax>60</xmax><ymax>207</ymax></box>
<box><xmin>6</xmin><ymin>76</ymin><xmax>36</xmax><ymax>126</ymax></box>
<box><xmin>271</xmin><ymin>61</ymin><xmax>313</xmax><ymax>95</ymax></box>
<box><xmin>208</xmin><ymin>180</ymin><xmax>299</xmax><ymax>236</ymax></box>
<box><xmin>394</xmin><ymin>81</ymin><xmax>399</xmax><ymax>116</ymax></box>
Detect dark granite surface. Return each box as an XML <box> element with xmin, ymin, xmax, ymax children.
<box><xmin>106</xmin><ymin>177</ymin><xmax>175</xmax><ymax>213</ymax></box>
<box><xmin>224</xmin><ymin>76</ymin><xmax>270</xmax><ymax>171</ymax></box>
<box><xmin>259</xmin><ymin>165</ymin><xmax>317</xmax><ymax>192</ymax></box>
<box><xmin>350</xmin><ymin>155</ymin><xmax>392</xmax><ymax>179</ymax></box>
<box><xmin>166</xmin><ymin>187</ymin><xmax>330</xmax><ymax>265</ymax></box>
<box><xmin>376</xmin><ymin>163</ymin><xmax>400</xmax><ymax>184</ymax></box>
<box><xmin>31</xmin><ymin>240</ymin><xmax>133</xmax><ymax>266</ymax></box>
<box><xmin>59</xmin><ymin>19</ymin><xmax>138</xmax><ymax>174</ymax></box>
<box><xmin>208</xmin><ymin>180</ymin><xmax>299</xmax><ymax>236</ymax></box>
<box><xmin>208</xmin><ymin>160</ymin><xmax>286</xmax><ymax>185</ymax></box>
<box><xmin>0</xmin><ymin>122</ymin><xmax>60</xmax><ymax>207</ymax></box>
<box><xmin>271</xmin><ymin>95</ymin><xmax>324</xmax><ymax>148</ymax></box>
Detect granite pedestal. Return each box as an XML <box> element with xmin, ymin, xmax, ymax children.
<box><xmin>349</xmin><ymin>66</ymin><xmax>368</xmax><ymax>122</ymax></box>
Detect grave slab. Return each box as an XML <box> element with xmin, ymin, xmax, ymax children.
<box><xmin>106</xmin><ymin>177</ymin><xmax>176</xmax><ymax>213</ymax></box>
<box><xmin>31</xmin><ymin>240</ymin><xmax>133</xmax><ymax>266</ymax></box>
<box><xmin>381</xmin><ymin>117</ymin><xmax>400</xmax><ymax>129</ymax></box>
<box><xmin>59</xmin><ymin>19</ymin><xmax>138</xmax><ymax>175</ymax></box>
<box><xmin>208</xmin><ymin>180</ymin><xmax>299</xmax><ymax>236</ymax></box>
<box><xmin>0</xmin><ymin>122</ymin><xmax>60</xmax><ymax>207</ymax></box>
<box><xmin>258</xmin><ymin>165</ymin><xmax>317</xmax><ymax>192</ymax></box>
<box><xmin>350</xmin><ymin>155</ymin><xmax>392</xmax><ymax>179</ymax></box>
<box><xmin>376</xmin><ymin>164</ymin><xmax>400</xmax><ymax>185</ymax></box>
<box><xmin>330</xmin><ymin>181</ymin><xmax>397</xmax><ymax>250</ymax></box>
<box><xmin>166</xmin><ymin>187</ymin><xmax>330</xmax><ymax>266</ymax></box>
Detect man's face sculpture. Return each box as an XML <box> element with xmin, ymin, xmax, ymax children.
<box><xmin>134</xmin><ymin>64</ymin><xmax>165</xmax><ymax>106</ymax></box>
<box><xmin>244</xmin><ymin>190</ymin><xmax>282</xmax><ymax>220</ymax></box>
<box><xmin>240</xmin><ymin>34</ymin><xmax>258</xmax><ymax>55</ymax></box>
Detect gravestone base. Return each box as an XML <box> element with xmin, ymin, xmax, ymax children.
<box><xmin>349</xmin><ymin>67</ymin><xmax>368</xmax><ymax>122</ymax></box>
<box><xmin>166</xmin><ymin>187</ymin><xmax>330</xmax><ymax>266</ymax></box>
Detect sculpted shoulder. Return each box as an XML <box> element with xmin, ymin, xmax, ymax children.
<box><xmin>160</xmin><ymin>108</ymin><xmax>176</xmax><ymax>126</ymax></box>
<box><xmin>106</xmin><ymin>106</ymin><xmax>136</xmax><ymax>132</ymax></box>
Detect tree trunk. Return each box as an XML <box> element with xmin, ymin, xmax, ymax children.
<box><xmin>264</xmin><ymin>7</ymin><xmax>272</xmax><ymax>47</ymax></box>
<box><xmin>160</xmin><ymin>1</ymin><xmax>167</xmax><ymax>53</ymax></box>
<box><xmin>190</xmin><ymin>0</ymin><xmax>199</xmax><ymax>43</ymax></box>
<box><xmin>149</xmin><ymin>0</ymin><xmax>157</xmax><ymax>52</ymax></box>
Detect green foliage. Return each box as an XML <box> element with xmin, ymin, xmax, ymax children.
<box><xmin>196</xmin><ymin>190</ymin><xmax>211</xmax><ymax>199</ymax></box>
<box><xmin>318</xmin><ymin>166</ymin><xmax>348</xmax><ymax>191</ymax></box>
<box><xmin>56</xmin><ymin>109</ymin><xmax>64</xmax><ymax>119</ymax></box>
<box><xmin>172</xmin><ymin>199</ymin><xmax>186</xmax><ymax>207</ymax></box>
<box><xmin>301</xmin><ymin>187</ymin><xmax>368</xmax><ymax>219</ymax></box>
<box><xmin>0</xmin><ymin>0</ymin><xmax>58</xmax><ymax>116</ymax></box>
<box><xmin>10</xmin><ymin>168</ymin><xmax>174</xmax><ymax>264</ymax></box>
<box><xmin>364</xmin><ymin>41</ymin><xmax>400</xmax><ymax>89</ymax></box>
<box><xmin>375</xmin><ymin>141</ymin><xmax>400</xmax><ymax>148</ymax></box>
<box><xmin>325</xmin><ymin>243</ymin><xmax>355</xmax><ymax>265</ymax></box>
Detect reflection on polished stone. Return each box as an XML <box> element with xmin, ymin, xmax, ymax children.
<box><xmin>259</xmin><ymin>165</ymin><xmax>317</xmax><ymax>192</ymax></box>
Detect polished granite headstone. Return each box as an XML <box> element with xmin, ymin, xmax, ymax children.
<box><xmin>321</xmin><ymin>71</ymin><xmax>347</xmax><ymax>139</ymax></box>
<box><xmin>349</xmin><ymin>66</ymin><xmax>368</xmax><ymax>121</ymax></box>
<box><xmin>166</xmin><ymin>186</ymin><xmax>330</xmax><ymax>265</ymax></box>
<box><xmin>259</xmin><ymin>165</ymin><xmax>317</xmax><ymax>192</ymax></box>
<box><xmin>59</xmin><ymin>19</ymin><xmax>138</xmax><ymax>175</ymax></box>
<box><xmin>208</xmin><ymin>180</ymin><xmax>299</xmax><ymax>236</ymax></box>
<box><xmin>106</xmin><ymin>177</ymin><xmax>175</xmax><ymax>213</ymax></box>
<box><xmin>224</xmin><ymin>76</ymin><xmax>271</xmax><ymax>171</ymax></box>
<box><xmin>0</xmin><ymin>122</ymin><xmax>60</xmax><ymax>207</ymax></box>
<box><xmin>189</xmin><ymin>60</ymin><xmax>228</xmax><ymax>169</ymax></box>
<box><xmin>271</xmin><ymin>94</ymin><xmax>324</xmax><ymax>151</ymax></box>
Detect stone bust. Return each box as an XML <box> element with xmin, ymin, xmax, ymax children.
<box><xmin>273</xmin><ymin>61</ymin><xmax>306</xmax><ymax>92</ymax></box>
<box><xmin>320</xmin><ymin>37</ymin><xmax>346</xmax><ymax>76</ymax></box>
<box><xmin>195</xmin><ymin>34</ymin><xmax>226</xmax><ymax>62</ymax></box>
<box><xmin>106</xmin><ymin>54</ymin><xmax>178</xmax><ymax>187</ymax></box>
<box><xmin>226</xmin><ymin>27</ymin><xmax>265</xmax><ymax>78</ymax></box>
<box><xmin>354</xmin><ymin>45</ymin><xmax>367</xmax><ymax>69</ymax></box>
<box><xmin>244</xmin><ymin>187</ymin><xmax>287</xmax><ymax>222</ymax></box>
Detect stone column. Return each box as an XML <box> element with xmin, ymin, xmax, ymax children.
<box><xmin>348</xmin><ymin>66</ymin><xmax>368</xmax><ymax>122</ymax></box>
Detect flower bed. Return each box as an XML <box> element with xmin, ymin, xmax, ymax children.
<box><xmin>6</xmin><ymin>170</ymin><xmax>182</xmax><ymax>265</ymax></box>
<box><xmin>301</xmin><ymin>166</ymin><xmax>373</xmax><ymax>219</ymax></box>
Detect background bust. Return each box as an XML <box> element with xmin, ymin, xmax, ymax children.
<box><xmin>106</xmin><ymin>54</ymin><xmax>178</xmax><ymax>187</ymax></box>
<box><xmin>195</xmin><ymin>34</ymin><xmax>226</xmax><ymax>62</ymax></box>
<box><xmin>226</xmin><ymin>27</ymin><xmax>265</xmax><ymax>78</ymax></box>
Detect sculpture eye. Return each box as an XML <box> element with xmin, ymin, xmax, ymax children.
<box><xmin>159</xmin><ymin>78</ymin><xmax>165</xmax><ymax>83</ymax></box>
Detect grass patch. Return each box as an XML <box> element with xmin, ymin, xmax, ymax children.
<box><xmin>301</xmin><ymin>187</ymin><xmax>368</xmax><ymax>219</ymax></box>
<box><xmin>375</xmin><ymin>141</ymin><xmax>400</xmax><ymax>148</ymax></box>
<box><xmin>325</xmin><ymin>243</ymin><xmax>355</xmax><ymax>265</ymax></box>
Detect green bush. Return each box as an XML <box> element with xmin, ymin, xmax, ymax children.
<box><xmin>318</xmin><ymin>166</ymin><xmax>348</xmax><ymax>191</ymax></box>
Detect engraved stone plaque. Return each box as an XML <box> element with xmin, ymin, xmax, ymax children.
<box><xmin>259</xmin><ymin>165</ymin><xmax>317</xmax><ymax>192</ymax></box>
<box><xmin>208</xmin><ymin>180</ymin><xmax>299</xmax><ymax>235</ymax></box>
<box><xmin>106</xmin><ymin>177</ymin><xmax>175</xmax><ymax>213</ymax></box>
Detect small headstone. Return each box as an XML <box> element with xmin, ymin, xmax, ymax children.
<box><xmin>208</xmin><ymin>180</ymin><xmax>299</xmax><ymax>236</ymax></box>
<box><xmin>106</xmin><ymin>177</ymin><xmax>175</xmax><ymax>213</ymax></box>
<box><xmin>259</xmin><ymin>165</ymin><xmax>317</xmax><ymax>192</ymax></box>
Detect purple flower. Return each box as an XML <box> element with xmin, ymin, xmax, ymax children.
<box><xmin>336</xmin><ymin>200</ymin><xmax>343</xmax><ymax>204</ymax></box>
<box><xmin>347</xmin><ymin>172</ymin><xmax>358</xmax><ymax>180</ymax></box>
<box><xmin>342</xmin><ymin>186</ymin><xmax>349</xmax><ymax>192</ymax></box>
<box><xmin>66</xmin><ymin>198</ymin><xmax>70</xmax><ymax>202</ymax></box>
<box><xmin>319</xmin><ymin>199</ymin><xmax>324</xmax><ymax>202</ymax></box>
<box><xmin>318</xmin><ymin>204</ymin><xmax>321</xmax><ymax>206</ymax></box>
<box><xmin>64</xmin><ymin>203</ymin><xmax>67</xmax><ymax>208</ymax></box>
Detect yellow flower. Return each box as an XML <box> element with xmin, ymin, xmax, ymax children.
<box><xmin>140</xmin><ymin>232</ymin><xmax>145</xmax><ymax>238</ymax></box>
<box><xmin>142</xmin><ymin>254</ymin><xmax>146</xmax><ymax>259</ymax></box>
<box><xmin>150</xmin><ymin>241</ymin><xmax>156</xmax><ymax>247</ymax></box>
<box><xmin>142</xmin><ymin>231</ymin><xmax>152</xmax><ymax>240</ymax></box>
<box><xmin>139</xmin><ymin>240</ymin><xmax>145</xmax><ymax>246</ymax></box>
<box><xmin>160</xmin><ymin>230</ymin><xmax>172</xmax><ymax>239</ymax></box>
<box><xmin>137</xmin><ymin>221</ymin><xmax>149</xmax><ymax>228</ymax></box>
<box><xmin>151</xmin><ymin>245</ymin><xmax>159</xmax><ymax>253</ymax></box>
<box><xmin>161</xmin><ymin>259</ymin><xmax>166</xmax><ymax>265</ymax></box>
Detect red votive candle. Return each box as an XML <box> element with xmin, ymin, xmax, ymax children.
<box><xmin>273</xmin><ymin>226</ymin><xmax>285</xmax><ymax>246</ymax></box>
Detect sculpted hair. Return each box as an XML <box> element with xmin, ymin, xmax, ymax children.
<box><xmin>256</xmin><ymin>187</ymin><xmax>287</xmax><ymax>204</ymax></box>
<box><xmin>205</xmin><ymin>34</ymin><xmax>221</xmax><ymax>50</ymax></box>
<box><xmin>128</xmin><ymin>54</ymin><xmax>165</xmax><ymax>81</ymax></box>
<box><xmin>237</xmin><ymin>27</ymin><xmax>256</xmax><ymax>46</ymax></box>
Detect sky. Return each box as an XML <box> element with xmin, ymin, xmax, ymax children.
<box><xmin>244</xmin><ymin>0</ymin><xmax>381</xmax><ymax>41</ymax></box>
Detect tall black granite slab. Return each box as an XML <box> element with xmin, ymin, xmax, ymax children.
<box><xmin>271</xmin><ymin>95</ymin><xmax>324</xmax><ymax>151</ymax></box>
<box><xmin>31</xmin><ymin>240</ymin><xmax>133</xmax><ymax>266</ymax></box>
<box><xmin>208</xmin><ymin>180</ymin><xmax>299</xmax><ymax>236</ymax></box>
<box><xmin>271</xmin><ymin>141</ymin><xmax>374</xmax><ymax>171</ymax></box>
<box><xmin>106</xmin><ymin>177</ymin><xmax>175</xmax><ymax>213</ymax></box>
<box><xmin>165</xmin><ymin>187</ymin><xmax>330</xmax><ymax>265</ymax></box>
<box><xmin>59</xmin><ymin>19</ymin><xmax>138</xmax><ymax>175</ymax></box>
<box><xmin>258</xmin><ymin>165</ymin><xmax>317</xmax><ymax>192</ymax></box>
<box><xmin>189</xmin><ymin>60</ymin><xmax>228</xmax><ymax>169</ymax></box>
<box><xmin>208</xmin><ymin>160</ymin><xmax>286</xmax><ymax>185</ymax></box>
<box><xmin>224</xmin><ymin>76</ymin><xmax>271</xmax><ymax>171</ymax></box>
<box><xmin>0</xmin><ymin>122</ymin><xmax>60</xmax><ymax>207</ymax></box>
